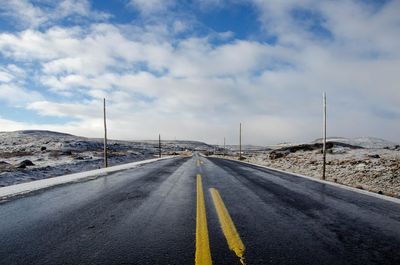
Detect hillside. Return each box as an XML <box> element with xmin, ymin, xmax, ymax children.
<box><xmin>229</xmin><ymin>137</ymin><xmax>400</xmax><ymax>198</ymax></box>
<box><xmin>313</xmin><ymin>137</ymin><xmax>399</xmax><ymax>149</ymax></box>
<box><xmin>0</xmin><ymin>130</ymin><xmax>210</xmax><ymax>187</ymax></box>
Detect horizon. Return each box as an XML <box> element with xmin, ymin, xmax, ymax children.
<box><xmin>1</xmin><ymin>129</ymin><xmax>398</xmax><ymax>146</ymax></box>
<box><xmin>0</xmin><ymin>0</ymin><xmax>399</xmax><ymax>144</ymax></box>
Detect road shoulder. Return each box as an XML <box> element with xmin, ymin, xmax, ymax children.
<box><xmin>0</xmin><ymin>156</ymin><xmax>176</xmax><ymax>200</ymax></box>
<box><xmin>210</xmin><ymin>156</ymin><xmax>400</xmax><ymax>205</ymax></box>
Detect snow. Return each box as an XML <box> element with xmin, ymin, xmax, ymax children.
<box><xmin>266</xmin><ymin>137</ymin><xmax>398</xmax><ymax>150</ymax></box>
<box><xmin>0</xmin><ymin>156</ymin><xmax>174</xmax><ymax>200</ymax></box>
<box><xmin>213</xmin><ymin>137</ymin><xmax>400</xmax><ymax>199</ymax></box>
<box><xmin>0</xmin><ymin>130</ymin><xmax>211</xmax><ymax>187</ymax></box>
<box><xmin>226</xmin><ymin>147</ymin><xmax>400</xmax><ymax>198</ymax></box>
<box><xmin>228</xmin><ymin>158</ymin><xmax>400</xmax><ymax>205</ymax></box>
<box><xmin>2</xmin><ymin>130</ymin><xmax>399</xmax><ymax>200</ymax></box>
<box><xmin>313</xmin><ymin>137</ymin><xmax>398</xmax><ymax>149</ymax></box>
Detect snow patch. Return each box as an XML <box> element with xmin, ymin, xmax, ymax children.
<box><xmin>0</xmin><ymin>156</ymin><xmax>174</xmax><ymax>200</ymax></box>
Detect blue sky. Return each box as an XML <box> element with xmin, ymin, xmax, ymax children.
<box><xmin>0</xmin><ymin>0</ymin><xmax>399</xmax><ymax>144</ymax></box>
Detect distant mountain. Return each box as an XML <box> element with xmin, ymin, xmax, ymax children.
<box><xmin>223</xmin><ymin>145</ymin><xmax>271</xmax><ymax>151</ymax></box>
<box><xmin>313</xmin><ymin>137</ymin><xmax>398</xmax><ymax>149</ymax></box>
<box><xmin>17</xmin><ymin>130</ymin><xmax>74</xmax><ymax>137</ymax></box>
<box><xmin>0</xmin><ymin>130</ymin><xmax>213</xmax><ymax>152</ymax></box>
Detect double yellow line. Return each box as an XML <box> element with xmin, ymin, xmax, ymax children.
<box><xmin>196</xmin><ymin>174</ymin><xmax>246</xmax><ymax>265</ymax></box>
<box><xmin>196</xmin><ymin>174</ymin><xmax>212</xmax><ymax>265</ymax></box>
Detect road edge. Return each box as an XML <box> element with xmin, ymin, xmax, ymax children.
<box><xmin>211</xmin><ymin>156</ymin><xmax>400</xmax><ymax>205</ymax></box>
<box><xmin>0</xmin><ymin>156</ymin><xmax>176</xmax><ymax>200</ymax></box>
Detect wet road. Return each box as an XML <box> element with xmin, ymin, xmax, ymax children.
<box><xmin>0</xmin><ymin>154</ymin><xmax>400</xmax><ymax>265</ymax></box>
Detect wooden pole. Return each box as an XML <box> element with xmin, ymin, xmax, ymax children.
<box><xmin>239</xmin><ymin>123</ymin><xmax>242</xmax><ymax>160</ymax></box>
<box><xmin>322</xmin><ymin>92</ymin><xmax>327</xmax><ymax>180</ymax></box>
<box><xmin>223</xmin><ymin>137</ymin><xmax>226</xmax><ymax>157</ymax></box>
<box><xmin>159</xmin><ymin>134</ymin><xmax>161</xmax><ymax>158</ymax></box>
<box><xmin>103</xmin><ymin>98</ymin><xmax>108</xmax><ymax>168</ymax></box>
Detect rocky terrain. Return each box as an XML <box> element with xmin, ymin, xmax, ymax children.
<box><xmin>0</xmin><ymin>130</ymin><xmax>211</xmax><ymax>187</ymax></box>
<box><xmin>218</xmin><ymin>138</ymin><xmax>400</xmax><ymax>198</ymax></box>
<box><xmin>2</xmin><ymin>131</ymin><xmax>399</xmax><ymax>198</ymax></box>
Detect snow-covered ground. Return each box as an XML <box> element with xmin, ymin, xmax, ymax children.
<box><xmin>0</xmin><ymin>130</ymin><xmax>210</xmax><ymax>187</ymax></box>
<box><xmin>218</xmin><ymin>137</ymin><xmax>400</xmax><ymax>198</ymax></box>
<box><xmin>2</xmin><ymin>131</ymin><xmax>399</xmax><ymax>198</ymax></box>
<box><xmin>312</xmin><ymin>136</ymin><xmax>398</xmax><ymax>149</ymax></box>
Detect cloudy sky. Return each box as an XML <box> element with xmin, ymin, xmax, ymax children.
<box><xmin>0</xmin><ymin>0</ymin><xmax>399</xmax><ymax>145</ymax></box>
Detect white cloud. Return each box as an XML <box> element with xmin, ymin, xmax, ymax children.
<box><xmin>0</xmin><ymin>118</ymin><xmax>34</xmax><ymax>132</ymax></box>
<box><xmin>6</xmin><ymin>64</ymin><xmax>26</xmax><ymax>77</ymax></box>
<box><xmin>0</xmin><ymin>0</ymin><xmax>110</xmax><ymax>29</ymax></box>
<box><xmin>55</xmin><ymin>0</ymin><xmax>109</xmax><ymax>20</ymax></box>
<box><xmin>1</xmin><ymin>24</ymin><xmax>287</xmax><ymax>78</ymax></box>
<box><xmin>42</xmin><ymin>57</ymin><xmax>83</xmax><ymax>74</ymax></box>
<box><xmin>0</xmin><ymin>84</ymin><xmax>43</xmax><ymax>106</ymax></box>
<box><xmin>0</xmin><ymin>117</ymin><xmax>104</xmax><ymax>139</ymax></box>
<box><xmin>0</xmin><ymin>71</ymin><xmax>13</xmax><ymax>83</ymax></box>
<box><xmin>172</xmin><ymin>20</ymin><xmax>187</xmax><ymax>34</ymax></box>
<box><xmin>128</xmin><ymin>0</ymin><xmax>176</xmax><ymax>15</ymax></box>
<box><xmin>27</xmin><ymin>100</ymin><xmax>100</xmax><ymax>119</ymax></box>
<box><xmin>0</xmin><ymin>27</ymin><xmax>81</xmax><ymax>60</ymax></box>
<box><xmin>0</xmin><ymin>0</ymin><xmax>399</xmax><ymax>144</ymax></box>
<box><xmin>0</xmin><ymin>0</ymin><xmax>46</xmax><ymax>28</ymax></box>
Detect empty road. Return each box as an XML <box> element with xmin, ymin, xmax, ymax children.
<box><xmin>1</xmin><ymin>153</ymin><xmax>399</xmax><ymax>265</ymax></box>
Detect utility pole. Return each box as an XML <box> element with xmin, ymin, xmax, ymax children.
<box><xmin>322</xmin><ymin>92</ymin><xmax>327</xmax><ymax>180</ymax></box>
<box><xmin>223</xmin><ymin>137</ymin><xmax>226</xmax><ymax>157</ymax></box>
<box><xmin>239</xmin><ymin>123</ymin><xmax>242</xmax><ymax>160</ymax></box>
<box><xmin>158</xmin><ymin>134</ymin><xmax>162</xmax><ymax>158</ymax></box>
<box><xmin>174</xmin><ymin>136</ymin><xmax>177</xmax><ymax>155</ymax></box>
<box><xmin>103</xmin><ymin>98</ymin><xmax>108</xmax><ymax>168</ymax></box>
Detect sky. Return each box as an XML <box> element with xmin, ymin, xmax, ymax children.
<box><xmin>0</xmin><ymin>0</ymin><xmax>399</xmax><ymax>145</ymax></box>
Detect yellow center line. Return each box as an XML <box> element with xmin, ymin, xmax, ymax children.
<box><xmin>209</xmin><ymin>188</ymin><xmax>246</xmax><ymax>265</ymax></box>
<box><xmin>197</xmin><ymin>160</ymin><xmax>201</xmax><ymax>167</ymax></box>
<box><xmin>196</xmin><ymin>174</ymin><xmax>212</xmax><ymax>265</ymax></box>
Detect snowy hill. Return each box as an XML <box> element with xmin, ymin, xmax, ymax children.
<box><xmin>313</xmin><ymin>137</ymin><xmax>398</xmax><ymax>149</ymax></box>
<box><xmin>0</xmin><ymin>130</ymin><xmax>210</xmax><ymax>187</ymax></box>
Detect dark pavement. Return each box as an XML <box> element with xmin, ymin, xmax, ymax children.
<box><xmin>0</xmin><ymin>154</ymin><xmax>399</xmax><ymax>265</ymax></box>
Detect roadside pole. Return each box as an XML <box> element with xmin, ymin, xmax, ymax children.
<box><xmin>103</xmin><ymin>98</ymin><xmax>108</xmax><ymax>168</ymax></box>
<box><xmin>174</xmin><ymin>136</ymin><xmax>177</xmax><ymax>154</ymax></box>
<box><xmin>239</xmin><ymin>123</ymin><xmax>242</xmax><ymax>160</ymax></box>
<box><xmin>224</xmin><ymin>137</ymin><xmax>226</xmax><ymax>157</ymax></box>
<box><xmin>322</xmin><ymin>92</ymin><xmax>327</xmax><ymax>180</ymax></box>
<box><xmin>159</xmin><ymin>134</ymin><xmax>162</xmax><ymax>158</ymax></box>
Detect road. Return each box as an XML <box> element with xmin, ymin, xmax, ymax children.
<box><xmin>1</xmin><ymin>153</ymin><xmax>400</xmax><ymax>265</ymax></box>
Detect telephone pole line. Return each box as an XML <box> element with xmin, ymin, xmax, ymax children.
<box><xmin>223</xmin><ymin>137</ymin><xmax>226</xmax><ymax>157</ymax></box>
<box><xmin>174</xmin><ymin>136</ymin><xmax>177</xmax><ymax>154</ymax></box>
<box><xmin>322</xmin><ymin>92</ymin><xmax>327</xmax><ymax>180</ymax></box>
<box><xmin>158</xmin><ymin>134</ymin><xmax>162</xmax><ymax>158</ymax></box>
<box><xmin>103</xmin><ymin>98</ymin><xmax>108</xmax><ymax>168</ymax></box>
<box><xmin>239</xmin><ymin>123</ymin><xmax>242</xmax><ymax>160</ymax></box>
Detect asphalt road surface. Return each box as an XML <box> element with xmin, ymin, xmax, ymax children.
<box><xmin>1</xmin><ymin>153</ymin><xmax>400</xmax><ymax>265</ymax></box>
